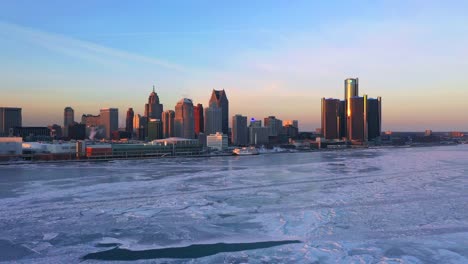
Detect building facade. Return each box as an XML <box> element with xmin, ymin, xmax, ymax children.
<box><xmin>367</xmin><ymin>97</ymin><xmax>382</xmax><ymax>141</ymax></box>
<box><xmin>232</xmin><ymin>114</ymin><xmax>248</xmax><ymax>146</ymax></box>
<box><xmin>63</xmin><ymin>107</ymin><xmax>74</xmax><ymax>138</ymax></box>
<box><xmin>0</xmin><ymin>107</ymin><xmax>22</xmax><ymax>136</ymax></box>
<box><xmin>264</xmin><ymin>116</ymin><xmax>283</xmax><ymax>136</ymax></box>
<box><xmin>206</xmin><ymin>132</ymin><xmax>228</xmax><ymax>151</ymax></box>
<box><xmin>100</xmin><ymin>108</ymin><xmax>119</xmax><ymax>140</ymax></box>
<box><xmin>249</xmin><ymin>126</ymin><xmax>269</xmax><ymax>145</ymax></box>
<box><xmin>147</xmin><ymin>119</ymin><xmax>163</xmax><ymax>141</ymax></box>
<box><xmin>162</xmin><ymin>110</ymin><xmax>175</xmax><ymax>138</ymax></box>
<box><xmin>193</xmin><ymin>103</ymin><xmax>204</xmax><ymax>136</ymax></box>
<box><xmin>126</xmin><ymin>108</ymin><xmax>134</xmax><ymax>135</ymax></box>
<box><xmin>321</xmin><ymin>98</ymin><xmax>342</xmax><ymax>140</ymax></box>
<box><xmin>174</xmin><ymin>98</ymin><xmax>195</xmax><ymax>139</ymax></box>
<box><xmin>208</xmin><ymin>89</ymin><xmax>229</xmax><ymax>135</ymax></box>
<box><xmin>348</xmin><ymin>95</ymin><xmax>368</xmax><ymax>142</ymax></box>
<box><xmin>204</xmin><ymin>104</ymin><xmax>222</xmax><ymax>136</ymax></box>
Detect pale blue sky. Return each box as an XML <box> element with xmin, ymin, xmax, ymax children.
<box><xmin>1</xmin><ymin>1</ymin><xmax>467</xmax><ymax>131</ymax></box>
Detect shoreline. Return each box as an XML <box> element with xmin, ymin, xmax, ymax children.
<box><xmin>0</xmin><ymin>143</ymin><xmax>463</xmax><ymax>166</ymax></box>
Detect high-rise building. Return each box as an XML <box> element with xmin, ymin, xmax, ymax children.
<box><xmin>264</xmin><ymin>116</ymin><xmax>283</xmax><ymax>136</ymax></box>
<box><xmin>193</xmin><ymin>103</ymin><xmax>204</xmax><ymax>136</ymax></box>
<box><xmin>321</xmin><ymin>98</ymin><xmax>342</xmax><ymax>140</ymax></box>
<box><xmin>209</xmin><ymin>89</ymin><xmax>229</xmax><ymax>135</ymax></box>
<box><xmin>162</xmin><ymin>110</ymin><xmax>175</xmax><ymax>138</ymax></box>
<box><xmin>144</xmin><ymin>85</ymin><xmax>163</xmax><ymax>119</ymax></box>
<box><xmin>175</xmin><ymin>98</ymin><xmax>195</xmax><ymax>139</ymax></box>
<box><xmin>348</xmin><ymin>95</ymin><xmax>368</xmax><ymax>142</ymax></box>
<box><xmin>284</xmin><ymin>120</ymin><xmax>299</xmax><ymax>129</ymax></box>
<box><xmin>232</xmin><ymin>115</ymin><xmax>248</xmax><ymax>146</ymax></box>
<box><xmin>206</xmin><ymin>132</ymin><xmax>228</xmax><ymax>150</ymax></box>
<box><xmin>100</xmin><ymin>108</ymin><xmax>119</xmax><ymax>140</ymax></box>
<box><xmin>63</xmin><ymin>107</ymin><xmax>74</xmax><ymax>138</ymax></box>
<box><xmin>147</xmin><ymin>119</ymin><xmax>163</xmax><ymax>140</ymax></box>
<box><xmin>249</xmin><ymin>126</ymin><xmax>270</xmax><ymax>145</ymax></box>
<box><xmin>250</xmin><ymin>118</ymin><xmax>262</xmax><ymax>127</ymax></box>
<box><xmin>133</xmin><ymin>114</ymin><xmax>148</xmax><ymax>141</ymax></box>
<box><xmin>367</xmin><ymin>97</ymin><xmax>382</xmax><ymax>141</ymax></box>
<box><xmin>204</xmin><ymin>104</ymin><xmax>222</xmax><ymax>136</ymax></box>
<box><xmin>345</xmin><ymin>78</ymin><xmax>359</xmax><ymax>139</ymax></box>
<box><xmin>68</xmin><ymin>123</ymin><xmax>86</xmax><ymax>140</ymax></box>
<box><xmin>0</xmin><ymin>107</ymin><xmax>22</xmax><ymax>136</ymax></box>
<box><xmin>126</xmin><ymin>108</ymin><xmax>134</xmax><ymax>135</ymax></box>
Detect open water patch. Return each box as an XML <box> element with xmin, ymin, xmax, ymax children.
<box><xmin>82</xmin><ymin>240</ymin><xmax>301</xmax><ymax>261</ymax></box>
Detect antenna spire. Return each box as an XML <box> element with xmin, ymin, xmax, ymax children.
<box><xmin>152</xmin><ymin>85</ymin><xmax>155</xmax><ymax>93</ymax></box>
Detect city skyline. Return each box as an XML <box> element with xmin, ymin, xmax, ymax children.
<box><xmin>1</xmin><ymin>1</ymin><xmax>468</xmax><ymax>131</ymax></box>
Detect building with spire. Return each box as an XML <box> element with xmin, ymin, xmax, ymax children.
<box><xmin>145</xmin><ymin>85</ymin><xmax>163</xmax><ymax>120</ymax></box>
<box><xmin>208</xmin><ymin>89</ymin><xmax>229</xmax><ymax>135</ymax></box>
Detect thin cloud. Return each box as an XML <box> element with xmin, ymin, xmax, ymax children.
<box><xmin>0</xmin><ymin>21</ymin><xmax>186</xmax><ymax>71</ymax></box>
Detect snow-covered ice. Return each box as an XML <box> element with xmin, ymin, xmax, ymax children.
<box><xmin>0</xmin><ymin>145</ymin><xmax>467</xmax><ymax>263</ymax></box>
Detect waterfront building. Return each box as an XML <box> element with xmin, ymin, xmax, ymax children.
<box><xmin>174</xmin><ymin>98</ymin><xmax>195</xmax><ymax>139</ymax></box>
<box><xmin>264</xmin><ymin>116</ymin><xmax>283</xmax><ymax>136</ymax></box>
<box><xmin>0</xmin><ymin>107</ymin><xmax>22</xmax><ymax>136</ymax></box>
<box><xmin>48</xmin><ymin>124</ymin><xmax>62</xmax><ymax>139</ymax></box>
<box><xmin>0</xmin><ymin>137</ymin><xmax>22</xmax><ymax>158</ymax></box>
<box><xmin>232</xmin><ymin>115</ymin><xmax>248</xmax><ymax>146</ymax></box>
<box><xmin>100</xmin><ymin>108</ymin><xmax>119</xmax><ymax>140</ymax></box>
<box><xmin>63</xmin><ymin>107</ymin><xmax>74</xmax><ymax>138</ymax></box>
<box><xmin>249</xmin><ymin>126</ymin><xmax>269</xmax><ymax>145</ymax></box>
<box><xmin>208</xmin><ymin>89</ymin><xmax>229</xmax><ymax>135</ymax></box>
<box><xmin>162</xmin><ymin>110</ymin><xmax>175</xmax><ymax>138</ymax></box>
<box><xmin>207</xmin><ymin>132</ymin><xmax>228</xmax><ymax>151</ymax></box>
<box><xmin>126</xmin><ymin>108</ymin><xmax>134</xmax><ymax>135</ymax></box>
<box><xmin>204</xmin><ymin>104</ymin><xmax>222</xmax><ymax>136</ymax></box>
<box><xmin>11</xmin><ymin>127</ymin><xmax>51</xmax><ymax>141</ymax></box>
<box><xmin>345</xmin><ymin>78</ymin><xmax>359</xmax><ymax>139</ymax></box>
<box><xmin>144</xmin><ymin>85</ymin><xmax>163</xmax><ymax>119</ymax></box>
<box><xmin>348</xmin><ymin>95</ymin><xmax>368</xmax><ymax>143</ymax></box>
<box><xmin>193</xmin><ymin>104</ymin><xmax>204</xmax><ymax>136</ymax></box>
<box><xmin>321</xmin><ymin>98</ymin><xmax>342</xmax><ymax>140</ymax></box>
<box><xmin>367</xmin><ymin>97</ymin><xmax>382</xmax><ymax>141</ymax></box>
<box><xmin>147</xmin><ymin>119</ymin><xmax>163</xmax><ymax>140</ymax></box>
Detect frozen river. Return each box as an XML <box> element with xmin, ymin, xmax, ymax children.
<box><xmin>0</xmin><ymin>145</ymin><xmax>467</xmax><ymax>263</ymax></box>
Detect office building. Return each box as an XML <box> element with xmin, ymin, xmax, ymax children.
<box><xmin>162</xmin><ymin>110</ymin><xmax>175</xmax><ymax>138</ymax></box>
<box><xmin>321</xmin><ymin>98</ymin><xmax>342</xmax><ymax>140</ymax></box>
<box><xmin>345</xmin><ymin>78</ymin><xmax>359</xmax><ymax>139</ymax></box>
<box><xmin>206</xmin><ymin>132</ymin><xmax>228</xmax><ymax>151</ymax></box>
<box><xmin>11</xmin><ymin>127</ymin><xmax>51</xmax><ymax>141</ymax></box>
<box><xmin>133</xmin><ymin>114</ymin><xmax>148</xmax><ymax>141</ymax></box>
<box><xmin>48</xmin><ymin>124</ymin><xmax>62</xmax><ymax>139</ymax></box>
<box><xmin>232</xmin><ymin>115</ymin><xmax>248</xmax><ymax>146</ymax></box>
<box><xmin>68</xmin><ymin>123</ymin><xmax>86</xmax><ymax>140</ymax></box>
<box><xmin>175</xmin><ymin>98</ymin><xmax>195</xmax><ymax>139</ymax></box>
<box><xmin>147</xmin><ymin>119</ymin><xmax>163</xmax><ymax>141</ymax></box>
<box><xmin>367</xmin><ymin>97</ymin><xmax>382</xmax><ymax>141</ymax></box>
<box><xmin>264</xmin><ymin>116</ymin><xmax>283</xmax><ymax>136</ymax></box>
<box><xmin>209</xmin><ymin>89</ymin><xmax>229</xmax><ymax>135</ymax></box>
<box><xmin>250</xmin><ymin>118</ymin><xmax>262</xmax><ymax>127</ymax></box>
<box><xmin>348</xmin><ymin>95</ymin><xmax>368</xmax><ymax>142</ymax></box>
<box><xmin>126</xmin><ymin>108</ymin><xmax>134</xmax><ymax>135</ymax></box>
<box><xmin>204</xmin><ymin>104</ymin><xmax>222</xmax><ymax>136</ymax></box>
<box><xmin>193</xmin><ymin>103</ymin><xmax>204</xmax><ymax>136</ymax></box>
<box><xmin>100</xmin><ymin>108</ymin><xmax>119</xmax><ymax>140</ymax></box>
<box><xmin>63</xmin><ymin>107</ymin><xmax>74</xmax><ymax>138</ymax></box>
<box><xmin>144</xmin><ymin>85</ymin><xmax>163</xmax><ymax>119</ymax></box>
<box><xmin>0</xmin><ymin>107</ymin><xmax>22</xmax><ymax>136</ymax></box>
<box><xmin>249</xmin><ymin>126</ymin><xmax>269</xmax><ymax>145</ymax></box>
<box><xmin>284</xmin><ymin>120</ymin><xmax>299</xmax><ymax>129</ymax></box>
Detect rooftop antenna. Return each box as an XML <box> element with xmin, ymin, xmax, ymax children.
<box><xmin>152</xmin><ymin>85</ymin><xmax>155</xmax><ymax>93</ymax></box>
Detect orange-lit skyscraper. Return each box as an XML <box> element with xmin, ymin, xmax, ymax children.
<box><xmin>321</xmin><ymin>98</ymin><xmax>342</xmax><ymax>140</ymax></box>
<box><xmin>125</xmin><ymin>108</ymin><xmax>134</xmax><ymax>135</ymax></box>
<box><xmin>348</xmin><ymin>95</ymin><xmax>368</xmax><ymax>142</ymax></box>
<box><xmin>145</xmin><ymin>85</ymin><xmax>163</xmax><ymax>120</ymax></box>
<box><xmin>193</xmin><ymin>103</ymin><xmax>204</xmax><ymax>136</ymax></box>
<box><xmin>345</xmin><ymin>78</ymin><xmax>359</xmax><ymax>139</ymax></box>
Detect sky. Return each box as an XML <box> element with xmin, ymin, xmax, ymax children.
<box><xmin>0</xmin><ymin>0</ymin><xmax>467</xmax><ymax>131</ymax></box>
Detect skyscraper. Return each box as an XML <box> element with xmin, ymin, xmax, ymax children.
<box><xmin>0</xmin><ymin>107</ymin><xmax>22</xmax><ymax>136</ymax></box>
<box><xmin>367</xmin><ymin>97</ymin><xmax>382</xmax><ymax>141</ymax></box>
<box><xmin>100</xmin><ymin>108</ymin><xmax>118</xmax><ymax>140</ymax></box>
<box><xmin>174</xmin><ymin>98</ymin><xmax>194</xmax><ymax>139</ymax></box>
<box><xmin>348</xmin><ymin>95</ymin><xmax>368</xmax><ymax>142</ymax></box>
<box><xmin>162</xmin><ymin>110</ymin><xmax>175</xmax><ymax>138</ymax></box>
<box><xmin>204</xmin><ymin>104</ymin><xmax>222</xmax><ymax>135</ymax></box>
<box><xmin>264</xmin><ymin>116</ymin><xmax>283</xmax><ymax>136</ymax></box>
<box><xmin>63</xmin><ymin>107</ymin><xmax>74</xmax><ymax>138</ymax></box>
<box><xmin>147</xmin><ymin>119</ymin><xmax>163</xmax><ymax>140</ymax></box>
<box><xmin>232</xmin><ymin>115</ymin><xmax>248</xmax><ymax>146</ymax></box>
<box><xmin>321</xmin><ymin>98</ymin><xmax>342</xmax><ymax>140</ymax></box>
<box><xmin>345</xmin><ymin>78</ymin><xmax>359</xmax><ymax>139</ymax></box>
<box><xmin>208</xmin><ymin>89</ymin><xmax>229</xmax><ymax>135</ymax></box>
<box><xmin>193</xmin><ymin>103</ymin><xmax>204</xmax><ymax>136</ymax></box>
<box><xmin>144</xmin><ymin>85</ymin><xmax>163</xmax><ymax>119</ymax></box>
<box><xmin>126</xmin><ymin>108</ymin><xmax>134</xmax><ymax>135</ymax></box>
<box><xmin>133</xmin><ymin>114</ymin><xmax>148</xmax><ymax>140</ymax></box>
